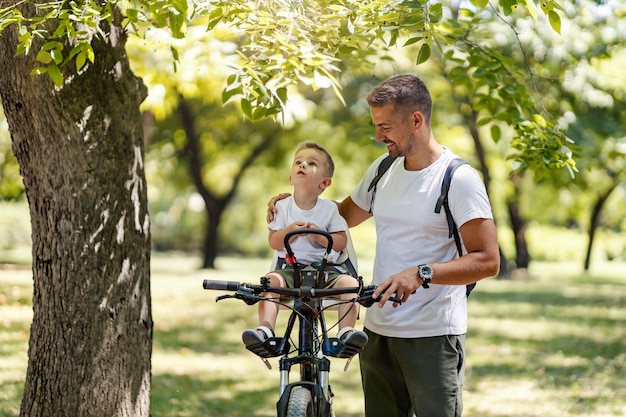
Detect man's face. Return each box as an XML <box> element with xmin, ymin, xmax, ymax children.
<box><xmin>370</xmin><ymin>103</ymin><xmax>417</xmax><ymax>158</ymax></box>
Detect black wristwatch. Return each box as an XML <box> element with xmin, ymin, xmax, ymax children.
<box><xmin>417</xmin><ymin>264</ymin><xmax>433</xmax><ymax>289</ymax></box>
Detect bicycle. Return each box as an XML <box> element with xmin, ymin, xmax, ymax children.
<box><xmin>202</xmin><ymin>229</ymin><xmax>401</xmax><ymax>417</ymax></box>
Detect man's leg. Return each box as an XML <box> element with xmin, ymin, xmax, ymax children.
<box><xmin>359</xmin><ymin>329</ymin><xmax>412</xmax><ymax>417</ymax></box>
<box><xmin>397</xmin><ymin>334</ymin><xmax>465</xmax><ymax>417</ymax></box>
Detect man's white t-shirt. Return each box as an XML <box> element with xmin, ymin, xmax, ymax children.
<box><xmin>350</xmin><ymin>148</ymin><xmax>493</xmax><ymax>338</ymax></box>
<box><xmin>269</xmin><ymin>196</ymin><xmax>346</xmax><ymax>265</ymax></box>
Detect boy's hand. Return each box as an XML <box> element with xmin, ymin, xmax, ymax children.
<box><xmin>304</xmin><ymin>222</ymin><xmax>326</xmax><ymax>246</ymax></box>
<box><xmin>305</xmin><ymin>222</ymin><xmax>320</xmax><ymax>230</ymax></box>
<box><xmin>267</xmin><ymin>193</ymin><xmax>292</xmax><ymax>223</ymax></box>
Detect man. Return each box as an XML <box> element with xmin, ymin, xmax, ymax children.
<box><xmin>270</xmin><ymin>74</ymin><xmax>500</xmax><ymax>416</ymax></box>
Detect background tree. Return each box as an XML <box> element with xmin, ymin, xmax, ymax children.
<box><xmin>505</xmin><ymin>0</ymin><xmax>626</xmax><ymax>270</ymax></box>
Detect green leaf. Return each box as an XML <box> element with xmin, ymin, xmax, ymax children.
<box><xmin>252</xmin><ymin>106</ymin><xmax>266</xmax><ymax>121</ymax></box>
<box><xmin>50</xmin><ymin>48</ymin><xmax>63</xmax><ymax>64</ymax></box>
<box><xmin>36</xmin><ymin>49</ymin><xmax>53</xmax><ymax>64</ymax></box>
<box><xmin>47</xmin><ymin>64</ymin><xmax>63</xmax><ymax>87</ymax></box>
<box><xmin>30</xmin><ymin>66</ymin><xmax>48</xmax><ymax>76</ymax></box>
<box><xmin>85</xmin><ymin>44</ymin><xmax>95</xmax><ymax>63</ymax></box>
<box><xmin>524</xmin><ymin>0</ymin><xmax>538</xmax><ymax>20</ymax></box>
<box><xmin>416</xmin><ymin>43</ymin><xmax>430</xmax><ymax>65</ymax></box>
<box><xmin>169</xmin><ymin>11</ymin><xmax>186</xmax><ymax>38</ymax></box>
<box><xmin>222</xmin><ymin>85</ymin><xmax>243</xmax><ymax>104</ymax></box>
<box><xmin>276</xmin><ymin>87</ymin><xmax>288</xmax><ymax>104</ymax></box>
<box><xmin>471</xmin><ymin>0</ymin><xmax>489</xmax><ymax>8</ymax></box>
<box><xmin>170</xmin><ymin>46</ymin><xmax>179</xmax><ymax>61</ymax></box>
<box><xmin>548</xmin><ymin>11</ymin><xmax>561</xmax><ymax>34</ymax></box>
<box><xmin>42</xmin><ymin>41</ymin><xmax>61</xmax><ymax>51</ymax></box>
<box><xmin>241</xmin><ymin>98</ymin><xmax>252</xmax><ymax>119</ymax></box>
<box><xmin>403</xmin><ymin>36</ymin><xmax>422</xmax><ymax>47</ymax></box>
<box><xmin>76</xmin><ymin>51</ymin><xmax>87</xmax><ymax>71</ymax></box>
<box><xmin>428</xmin><ymin>3</ymin><xmax>443</xmax><ymax>23</ymax></box>
<box><xmin>171</xmin><ymin>0</ymin><xmax>188</xmax><ymax>15</ymax></box>
<box><xmin>491</xmin><ymin>124</ymin><xmax>501</xmax><ymax>143</ymax></box>
<box><xmin>126</xmin><ymin>8</ymin><xmax>139</xmax><ymax>22</ymax></box>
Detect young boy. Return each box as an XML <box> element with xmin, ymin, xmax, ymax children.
<box><xmin>242</xmin><ymin>141</ymin><xmax>368</xmax><ymax>354</ymax></box>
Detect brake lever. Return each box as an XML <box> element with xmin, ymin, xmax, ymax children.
<box><xmin>215</xmin><ymin>289</ymin><xmax>264</xmax><ymax>306</ymax></box>
<box><xmin>234</xmin><ymin>290</ymin><xmax>264</xmax><ymax>306</ymax></box>
<box><xmin>215</xmin><ymin>294</ymin><xmax>236</xmax><ymax>302</ymax></box>
<box><xmin>358</xmin><ymin>290</ymin><xmax>402</xmax><ymax>307</ymax></box>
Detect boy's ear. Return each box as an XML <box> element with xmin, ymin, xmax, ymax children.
<box><xmin>320</xmin><ymin>177</ymin><xmax>332</xmax><ymax>190</ymax></box>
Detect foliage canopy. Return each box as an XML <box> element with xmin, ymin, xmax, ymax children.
<box><xmin>0</xmin><ymin>0</ymin><xmax>582</xmax><ymax>178</ymax></box>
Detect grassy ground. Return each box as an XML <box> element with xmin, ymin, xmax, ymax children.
<box><xmin>1</xmin><ymin>255</ymin><xmax>625</xmax><ymax>417</ymax></box>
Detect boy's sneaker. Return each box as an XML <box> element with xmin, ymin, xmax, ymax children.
<box><xmin>337</xmin><ymin>327</ymin><xmax>368</xmax><ymax>351</ymax></box>
<box><xmin>242</xmin><ymin>325</ymin><xmax>274</xmax><ymax>347</ymax></box>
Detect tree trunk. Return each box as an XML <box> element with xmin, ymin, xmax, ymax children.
<box><xmin>0</xmin><ymin>6</ymin><xmax>152</xmax><ymax>417</ymax></box>
<box><xmin>177</xmin><ymin>99</ymin><xmax>279</xmax><ymax>268</ymax></box>
<box><xmin>467</xmin><ymin>110</ymin><xmax>509</xmax><ymax>276</ymax></box>
<box><xmin>507</xmin><ymin>173</ymin><xmax>530</xmax><ymax>270</ymax></box>
<box><xmin>584</xmin><ymin>180</ymin><xmax>620</xmax><ymax>271</ymax></box>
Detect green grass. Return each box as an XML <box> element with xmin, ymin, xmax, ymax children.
<box><xmin>1</xmin><ymin>256</ymin><xmax>625</xmax><ymax>417</ymax></box>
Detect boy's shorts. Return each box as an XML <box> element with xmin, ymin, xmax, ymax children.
<box><xmin>271</xmin><ymin>267</ymin><xmax>345</xmax><ymax>288</ymax></box>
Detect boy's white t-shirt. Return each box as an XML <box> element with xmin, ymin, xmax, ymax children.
<box><xmin>350</xmin><ymin>148</ymin><xmax>494</xmax><ymax>338</ymax></box>
<box><xmin>269</xmin><ymin>196</ymin><xmax>346</xmax><ymax>265</ymax></box>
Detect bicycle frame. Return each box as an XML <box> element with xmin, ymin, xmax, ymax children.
<box><xmin>203</xmin><ymin>229</ymin><xmax>400</xmax><ymax>417</ymax></box>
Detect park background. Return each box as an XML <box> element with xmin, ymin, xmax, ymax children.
<box><xmin>1</xmin><ymin>0</ymin><xmax>626</xmax><ymax>416</ymax></box>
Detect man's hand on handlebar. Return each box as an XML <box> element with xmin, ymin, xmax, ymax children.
<box><xmin>372</xmin><ymin>267</ymin><xmax>420</xmax><ymax>308</ymax></box>
<box><xmin>267</xmin><ymin>192</ymin><xmax>292</xmax><ymax>223</ymax></box>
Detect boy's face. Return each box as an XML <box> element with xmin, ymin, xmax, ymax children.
<box><xmin>289</xmin><ymin>148</ymin><xmax>331</xmax><ymax>192</ymax></box>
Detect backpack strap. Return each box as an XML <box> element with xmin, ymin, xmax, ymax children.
<box><xmin>434</xmin><ymin>157</ymin><xmax>476</xmax><ymax>297</ymax></box>
<box><xmin>367</xmin><ymin>154</ymin><xmax>396</xmax><ymax>214</ymax></box>
<box><xmin>435</xmin><ymin>158</ymin><xmax>468</xmax><ymax>253</ymax></box>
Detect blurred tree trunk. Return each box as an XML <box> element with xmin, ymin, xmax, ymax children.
<box><xmin>584</xmin><ymin>178</ymin><xmax>620</xmax><ymax>271</ymax></box>
<box><xmin>0</xmin><ymin>5</ymin><xmax>152</xmax><ymax>417</ymax></box>
<box><xmin>463</xmin><ymin>108</ymin><xmax>511</xmax><ymax>276</ymax></box>
<box><xmin>507</xmin><ymin>173</ymin><xmax>530</xmax><ymax>270</ymax></box>
<box><xmin>177</xmin><ymin>99</ymin><xmax>278</xmax><ymax>268</ymax></box>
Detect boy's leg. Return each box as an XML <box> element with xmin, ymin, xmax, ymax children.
<box><xmin>329</xmin><ymin>274</ymin><xmax>367</xmax><ymax>355</ymax></box>
<box><xmin>258</xmin><ymin>272</ymin><xmax>287</xmax><ymax>331</ymax></box>
<box><xmin>330</xmin><ymin>274</ymin><xmax>360</xmax><ymax>330</ymax></box>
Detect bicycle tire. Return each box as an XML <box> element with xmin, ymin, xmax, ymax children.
<box><xmin>286</xmin><ymin>387</ymin><xmax>314</xmax><ymax>417</ymax></box>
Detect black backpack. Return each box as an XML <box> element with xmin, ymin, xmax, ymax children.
<box><xmin>367</xmin><ymin>155</ymin><xmax>476</xmax><ymax>297</ymax></box>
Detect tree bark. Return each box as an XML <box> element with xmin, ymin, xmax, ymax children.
<box><xmin>0</xmin><ymin>5</ymin><xmax>152</xmax><ymax>417</ymax></box>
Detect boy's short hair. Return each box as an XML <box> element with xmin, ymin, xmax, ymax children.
<box><xmin>295</xmin><ymin>141</ymin><xmax>335</xmax><ymax>177</ymax></box>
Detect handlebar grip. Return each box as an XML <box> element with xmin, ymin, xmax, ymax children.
<box><xmin>202</xmin><ymin>280</ymin><xmax>241</xmax><ymax>291</ymax></box>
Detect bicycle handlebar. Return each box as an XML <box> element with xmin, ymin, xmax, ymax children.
<box><xmin>202</xmin><ymin>280</ymin><xmax>241</xmax><ymax>291</ymax></box>
<box><xmin>202</xmin><ymin>279</ymin><xmax>401</xmax><ymax>307</ymax></box>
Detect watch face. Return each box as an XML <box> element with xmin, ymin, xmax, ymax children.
<box><xmin>420</xmin><ymin>265</ymin><xmax>433</xmax><ymax>279</ymax></box>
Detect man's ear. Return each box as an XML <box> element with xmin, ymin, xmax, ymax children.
<box><xmin>412</xmin><ymin>111</ymin><xmax>424</xmax><ymax>128</ymax></box>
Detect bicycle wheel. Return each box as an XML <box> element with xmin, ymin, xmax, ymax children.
<box><xmin>286</xmin><ymin>387</ymin><xmax>314</xmax><ymax>417</ymax></box>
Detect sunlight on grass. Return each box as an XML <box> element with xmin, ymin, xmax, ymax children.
<box><xmin>1</xmin><ymin>256</ymin><xmax>625</xmax><ymax>417</ymax></box>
